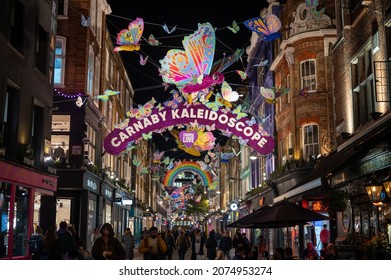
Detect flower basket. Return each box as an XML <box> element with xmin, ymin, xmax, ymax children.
<box><xmin>326</xmin><ymin>188</ymin><xmax>349</xmax><ymax>212</ymax></box>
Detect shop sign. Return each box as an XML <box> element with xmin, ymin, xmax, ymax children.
<box><xmin>104</xmin><ymin>188</ymin><xmax>113</xmax><ymax>200</ymax></box>
<box><xmin>143</xmin><ymin>212</ymin><xmax>152</xmax><ymax>217</ymax></box>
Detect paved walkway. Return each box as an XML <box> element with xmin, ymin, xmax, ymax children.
<box><xmin>133</xmin><ymin>247</ymin><xmax>192</xmax><ymax>260</ymax></box>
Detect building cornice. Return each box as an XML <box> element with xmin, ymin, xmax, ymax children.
<box><xmin>270</xmin><ymin>29</ymin><xmax>337</xmax><ymax>71</ymax></box>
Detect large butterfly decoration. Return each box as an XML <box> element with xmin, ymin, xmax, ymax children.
<box><xmin>152</xmin><ymin>150</ymin><xmax>165</xmax><ymax>164</ymax></box>
<box><xmin>244</xmin><ymin>14</ymin><xmax>282</xmax><ymax>42</ymax></box>
<box><xmin>114</xmin><ymin>18</ymin><xmax>144</xmax><ymax>52</ymax></box>
<box><xmin>159</xmin><ymin>23</ymin><xmax>243</xmax><ymax>94</ymax></box>
<box><xmin>96</xmin><ymin>89</ymin><xmax>120</xmax><ymax>102</ymax></box>
<box><xmin>126</xmin><ymin>98</ymin><xmax>155</xmax><ymax>119</ymax></box>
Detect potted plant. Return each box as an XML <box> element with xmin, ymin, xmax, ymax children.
<box><xmin>326</xmin><ymin>188</ymin><xmax>349</xmax><ymax>212</ymax></box>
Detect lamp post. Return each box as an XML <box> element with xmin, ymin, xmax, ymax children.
<box><xmin>365</xmin><ymin>176</ymin><xmax>383</xmax><ymax>233</ymax></box>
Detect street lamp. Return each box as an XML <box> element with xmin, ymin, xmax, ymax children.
<box><xmin>365</xmin><ymin>176</ymin><xmax>383</xmax><ymax>205</ymax></box>
<box><xmin>382</xmin><ymin>170</ymin><xmax>391</xmax><ymax>199</ymax></box>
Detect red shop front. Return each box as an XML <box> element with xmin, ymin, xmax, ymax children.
<box><xmin>0</xmin><ymin>159</ymin><xmax>57</xmax><ymax>259</ymax></box>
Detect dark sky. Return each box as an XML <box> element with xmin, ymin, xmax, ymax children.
<box><xmin>107</xmin><ymin>0</ymin><xmax>269</xmax><ymax>105</ymax></box>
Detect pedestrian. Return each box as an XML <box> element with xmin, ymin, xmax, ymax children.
<box><xmin>205</xmin><ymin>230</ymin><xmax>217</xmax><ymax>260</ymax></box>
<box><xmin>301</xmin><ymin>241</ymin><xmax>318</xmax><ymax>260</ymax></box>
<box><xmin>175</xmin><ymin>230</ymin><xmax>189</xmax><ymax>260</ymax></box>
<box><xmin>165</xmin><ymin>229</ymin><xmax>176</xmax><ymax>260</ymax></box>
<box><xmin>29</xmin><ymin>225</ymin><xmax>44</xmax><ymax>260</ymax></box>
<box><xmin>218</xmin><ymin>230</ymin><xmax>232</xmax><ymax>260</ymax></box>
<box><xmin>91</xmin><ymin>223</ymin><xmax>125</xmax><ymax>260</ymax></box>
<box><xmin>138</xmin><ymin>226</ymin><xmax>167</xmax><ymax>260</ymax></box>
<box><xmin>320</xmin><ymin>224</ymin><xmax>330</xmax><ymax>249</ymax></box>
<box><xmin>56</xmin><ymin>221</ymin><xmax>76</xmax><ymax>259</ymax></box>
<box><xmin>121</xmin><ymin>227</ymin><xmax>135</xmax><ymax>260</ymax></box>
<box><xmin>191</xmin><ymin>229</ymin><xmax>205</xmax><ymax>260</ymax></box>
<box><xmin>91</xmin><ymin>227</ymin><xmax>101</xmax><ymax>249</ymax></box>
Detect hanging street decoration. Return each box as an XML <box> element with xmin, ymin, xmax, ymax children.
<box><xmin>244</xmin><ymin>14</ymin><xmax>282</xmax><ymax>42</ymax></box>
<box><xmin>114</xmin><ymin>17</ymin><xmax>144</xmax><ymax>52</ymax></box>
<box><xmin>104</xmin><ymin>101</ymin><xmax>274</xmax><ymax>156</ymax></box>
<box><xmin>163</xmin><ymin>161</ymin><xmax>213</xmax><ymax>187</ymax></box>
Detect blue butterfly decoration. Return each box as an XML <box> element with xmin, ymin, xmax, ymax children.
<box><xmin>245</xmin><ymin>116</ymin><xmax>257</xmax><ymax>126</ymax></box>
<box><xmin>244</xmin><ymin>14</ymin><xmax>282</xmax><ymax>42</ymax></box>
<box><xmin>238</xmin><ymin>136</ymin><xmax>249</xmax><ymax>146</ymax></box>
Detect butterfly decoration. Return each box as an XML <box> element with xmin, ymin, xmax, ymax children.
<box><xmin>164</xmin><ymin>92</ymin><xmax>184</xmax><ymax>109</ymax></box>
<box><xmin>311</xmin><ymin>7</ymin><xmax>326</xmax><ymax>18</ymax></box>
<box><xmin>160</xmin><ymin>23</ymin><xmax>242</xmax><ymax>94</ymax></box>
<box><xmin>163</xmin><ymin>156</ymin><xmax>171</xmax><ymax>165</ymax></box>
<box><xmin>260</xmin><ymin>86</ymin><xmax>277</xmax><ymax>104</ymax></box>
<box><xmin>114</xmin><ymin>118</ymin><xmax>130</xmax><ymax>130</ymax></box>
<box><xmin>81</xmin><ymin>15</ymin><xmax>91</xmax><ymax>27</ymax></box>
<box><xmin>209</xmin><ymin>48</ymin><xmax>244</xmax><ymax>76</ymax></box>
<box><xmin>162</xmin><ymin>23</ymin><xmax>177</xmax><ymax>34</ymax></box>
<box><xmin>300</xmin><ymin>87</ymin><xmax>309</xmax><ymax>97</ymax></box>
<box><xmin>142</xmin><ymin>132</ymin><xmax>153</xmax><ymax>140</ymax></box>
<box><xmin>221</xmin><ymin>129</ymin><xmax>233</xmax><ymax>137</ymax></box>
<box><xmin>96</xmin><ymin>89</ymin><xmax>120</xmax><ymax>102</ymax></box>
<box><xmin>305</xmin><ymin>0</ymin><xmax>319</xmax><ymax>7</ymax></box>
<box><xmin>232</xmin><ymin>104</ymin><xmax>248</xmax><ymax>120</ymax></box>
<box><xmin>238</xmin><ymin>136</ymin><xmax>249</xmax><ymax>146</ymax></box>
<box><xmin>148</xmin><ymin>34</ymin><xmax>161</xmax><ymax>46</ymax></box>
<box><xmin>227</xmin><ymin>20</ymin><xmax>240</xmax><ymax>33</ymax></box>
<box><xmin>205</xmin><ymin>100</ymin><xmax>222</xmax><ymax>112</ymax></box>
<box><xmin>236</xmin><ymin>70</ymin><xmax>247</xmax><ymax>81</ymax></box>
<box><xmin>197</xmin><ymin>161</ymin><xmax>211</xmax><ymax>171</ymax></box>
<box><xmin>205</xmin><ymin>123</ymin><xmax>216</xmax><ymax>132</ymax></box>
<box><xmin>221</xmin><ymin>81</ymin><xmax>242</xmax><ymax>102</ymax></box>
<box><xmin>126</xmin><ymin>98</ymin><xmax>155</xmax><ymax>119</ymax></box>
<box><xmin>204</xmin><ymin>154</ymin><xmax>211</xmax><ymax>163</ymax></box>
<box><xmin>244</xmin><ymin>14</ymin><xmax>282</xmax><ymax>42</ymax></box>
<box><xmin>114</xmin><ymin>18</ymin><xmax>144</xmax><ymax>52</ymax></box>
<box><xmin>166</xmin><ymin>161</ymin><xmax>174</xmax><ymax>170</ymax></box>
<box><xmin>231</xmin><ymin>147</ymin><xmax>242</xmax><ymax>156</ymax></box>
<box><xmin>126</xmin><ymin>141</ymin><xmax>135</xmax><ymax>150</ymax></box>
<box><xmin>152</xmin><ymin>150</ymin><xmax>165</xmax><ymax>164</ymax></box>
<box><xmin>75</xmin><ymin>96</ymin><xmax>85</xmax><ymax>108</ymax></box>
<box><xmin>139</xmin><ymin>55</ymin><xmax>148</xmax><ymax>66</ymax></box>
<box><xmin>132</xmin><ymin>156</ymin><xmax>141</xmax><ymax>167</ymax></box>
<box><xmin>139</xmin><ymin>167</ymin><xmax>149</xmax><ymax>175</ymax></box>
<box><xmin>221</xmin><ymin>152</ymin><xmax>235</xmax><ymax>163</ymax></box>
<box><xmin>245</xmin><ymin>116</ymin><xmax>257</xmax><ymax>126</ymax></box>
<box><xmin>253</xmin><ymin>59</ymin><xmax>269</xmax><ymax>67</ymax></box>
<box><xmin>162</xmin><ymin>83</ymin><xmax>169</xmax><ymax>91</ymax></box>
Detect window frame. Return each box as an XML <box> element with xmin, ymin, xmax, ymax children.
<box><xmin>302</xmin><ymin>124</ymin><xmax>319</xmax><ymax>162</ymax></box>
<box><xmin>300</xmin><ymin>59</ymin><xmax>317</xmax><ymax>92</ymax></box>
<box><xmin>54</xmin><ymin>36</ymin><xmax>66</xmax><ymax>86</ymax></box>
<box><xmin>57</xmin><ymin>0</ymin><xmax>69</xmax><ymax>18</ymax></box>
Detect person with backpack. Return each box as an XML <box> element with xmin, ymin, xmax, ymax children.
<box><xmin>29</xmin><ymin>225</ymin><xmax>44</xmax><ymax>259</ymax></box>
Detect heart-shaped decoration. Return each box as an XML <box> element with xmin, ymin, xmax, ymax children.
<box><xmin>179</xmin><ymin>131</ymin><xmax>198</xmax><ymax>148</ymax></box>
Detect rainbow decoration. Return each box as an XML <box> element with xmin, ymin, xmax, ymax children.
<box><xmin>163</xmin><ymin>161</ymin><xmax>213</xmax><ymax>187</ymax></box>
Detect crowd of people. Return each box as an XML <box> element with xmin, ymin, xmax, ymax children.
<box><xmin>28</xmin><ymin>224</ymin><xmax>337</xmax><ymax>260</ymax></box>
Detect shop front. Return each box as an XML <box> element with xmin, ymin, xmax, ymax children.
<box><xmin>129</xmin><ymin>206</ymin><xmax>143</xmax><ymax>246</ymax></box>
<box><xmin>0</xmin><ymin>159</ymin><xmax>57</xmax><ymax>259</ymax></box>
<box><xmin>113</xmin><ymin>188</ymin><xmax>133</xmax><ymax>238</ymax></box>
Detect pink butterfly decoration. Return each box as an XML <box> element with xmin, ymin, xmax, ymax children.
<box><xmin>164</xmin><ymin>92</ymin><xmax>184</xmax><ymax>109</ymax></box>
<box><xmin>139</xmin><ymin>55</ymin><xmax>148</xmax><ymax>66</ymax></box>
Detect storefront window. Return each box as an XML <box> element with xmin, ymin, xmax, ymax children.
<box><xmin>87</xmin><ymin>199</ymin><xmax>96</xmax><ymax>251</ymax></box>
<box><xmin>105</xmin><ymin>204</ymin><xmax>112</xmax><ymax>224</ymax></box>
<box><xmin>0</xmin><ymin>182</ymin><xmax>10</xmax><ymax>258</ymax></box>
<box><xmin>12</xmin><ymin>186</ymin><xmax>30</xmax><ymax>257</ymax></box>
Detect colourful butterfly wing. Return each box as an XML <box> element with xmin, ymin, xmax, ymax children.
<box><xmin>142</xmin><ymin>132</ymin><xmax>152</xmax><ymax>140</ymax></box>
<box><xmin>148</xmin><ymin>34</ymin><xmax>160</xmax><ymax>46</ymax></box>
<box><xmin>244</xmin><ymin>15</ymin><xmax>281</xmax><ymax>41</ymax></box>
<box><xmin>104</xmin><ymin>89</ymin><xmax>120</xmax><ymax>96</ymax></box>
<box><xmin>210</xmin><ymin>49</ymin><xmax>244</xmax><ymax>74</ymax></box>
<box><xmin>160</xmin><ymin>22</ymin><xmax>215</xmax><ymax>85</ymax></box>
<box><xmin>116</xmin><ymin>18</ymin><xmax>143</xmax><ymax>47</ymax></box>
<box><xmin>205</xmin><ymin>101</ymin><xmax>220</xmax><ymax>112</ymax></box>
<box><xmin>261</xmin><ymin>86</ymin><xmax>275</xmax><ymax>100</ymax></box>
<box><xmin>244</xmin><ymin>17</ymin><xmax>270</xmax><ymax>35</ymax></box>
<box><xmin>233</xmin><ymin>105</ymin><xmax>247</xmax><ymax>120</ymax></box>
<box><xmin>97</xmin><ymin>94</ymin><xmax>109</xmax><ymax>101</ymax></box>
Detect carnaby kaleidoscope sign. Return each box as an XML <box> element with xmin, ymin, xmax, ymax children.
<box><xmin>103</xmin><ymin>103</ymin><xmax>274</xmax><ymax>155</ymax></box>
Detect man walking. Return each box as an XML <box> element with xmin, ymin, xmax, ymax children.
<box><xmin>320</xmin><ymin>224</ymin><xmax>330</xmax><ymax>249</ymax></box>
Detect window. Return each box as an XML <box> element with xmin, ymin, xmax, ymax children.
<box><xmin>35</xmin><ymin>23</ymin><xmax>49</xmax><ymax>75</ymax></box>
<box><xmin>87</xmin><ymin>45</ymin><xmax>94</xmax><ymax>95</ymax></box>
<box><xmin>58</xmin><ymin>0</ymin><xmax>68</xmax><ymax>17</ymax></box>
<box><xmin>9</xmin><ymin>0</ymin><xmax>24</xmax><ymax>50</ymax></box>
<box><xmin>51</xmin><ymin>115</ymin><xmax>70</xmax><ymax>162</ymax></box>
<box><xmin>54</xmin><ymin>37</ymin><xmax>66</xmax><ymax>85</ymax></box>
<box><xmin>89</xmin><ymin>0</ymin><xmax>97</xmax><ymax>34</ymax></box>
<box><xmin>105</xmin><ymin>49</ymin><xmax>110</xmax><ymax>80</ymax></box>
<box><xmin>300</xmin><ymin>60</ymin><xmax>316</xmax><ymax>92</ymax></box>
<box><xmin>94</xmin><ymin>56</ymin><xmax>100</xmax><ymax>105</ymax></box>
<box><xmin>279</xmin><ymin>138</ymin><xmax>286</xmax><ymax>166</ymax></box>
<box><xmin>351</xmin><ymin>46</ymin><xmax>375</xmax><ymax>129</ymax></box>
<box><xmin>85</xmin><ymin>123</ymin><xmax>96</xmax><ymax>165</ymax></box>
<box><xmin>302</xmin><ymin>124</ymin><xmax>319</xmax><ymax>161</ymax></box>
<box><xmin>0</xmin><ymin>182</ymin><xmax>11</xmax><ymax>258</ymax></box>
<box><xmin>2</xmin><ymin>87</ymin><xmax>20</xmax><ymax>158</ymax></box>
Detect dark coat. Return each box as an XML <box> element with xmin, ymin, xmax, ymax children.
<box><xmin>205</xmin><ymin>235</ymin><xmax>217</xmax><ymax>260</ymax></box>
<box><xmin>91</xmin><ymin>236</ymin><xmax>126</xmax><ymax>260</ymax></box>
<box><xmin>191</xmin><ymin>234</ymin><xmax>205</xmax><ymax>259</ymax></box>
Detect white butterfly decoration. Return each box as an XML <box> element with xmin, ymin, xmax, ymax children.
<box><xmin>221</xmin><ymin>81</ymin><xmax>242</xmax><ymax>102</ymax></box>
<box><xmin>75</xmin><ymin>96</ymin><xmax>84</xmax><ymax>108</ymax></box>
<box><xmin>162</xmin><ymin>23</ymin><xmax>177</xmax><ymax>34</ymax></box>
<box><xmin>81</xmin><ymin>15</ymin><xmax>91</xmax><ymax>27</ymax></box>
